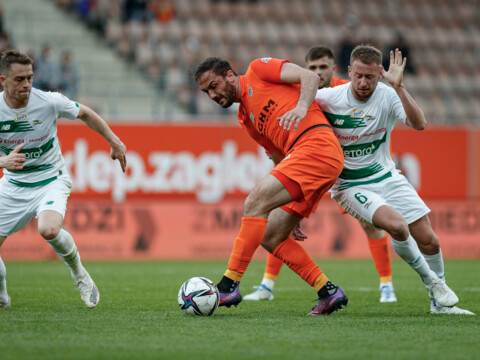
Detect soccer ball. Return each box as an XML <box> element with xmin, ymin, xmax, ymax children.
<box><xmin>178</xmin><ymin>277</ymin><xmax>220</xmax><ymax>316</ymax></box>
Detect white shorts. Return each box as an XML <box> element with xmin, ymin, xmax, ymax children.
<box><xmin>0</xmin><ymin>170</ymin><xmax>72</xmax><ymax>237</ymax></box>
<box><xmin>331</xmin><ymin>170</ymin><xmax>430</xmax><ymax>226</ymax></box>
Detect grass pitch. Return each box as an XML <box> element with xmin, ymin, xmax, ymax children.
<box><xmin>0</xmin><ymin>260</ymin><xmax>478</xmax><ymax>360</ymax></box>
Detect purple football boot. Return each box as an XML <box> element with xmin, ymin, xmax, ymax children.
<box><xmin>219</xmin><ymin>286</ymin><xmax>242</xmax><ymax>308</ymax></box>
<box><xmin>308</xmin><ymin>286</ymin><xmax>348</xmax><ymax>316</ymax></box>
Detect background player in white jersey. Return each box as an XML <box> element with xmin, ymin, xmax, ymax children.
<box><xmin>315</xmin><ymin>44</ymin><xmax>473</xmax><ymax>315</ymax></box>
<box><xmin>0</xmin><ymin>49</ymin><xmax>127</xmax><ymax>309</ymax></box>
<box><xmin>245</xmin><ymin>45</ymin><xmax>397</xmax><ymax>303</ymax></box>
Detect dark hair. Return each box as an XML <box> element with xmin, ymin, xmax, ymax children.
<box><xmin>194</xmin><ymin>57</ymin><xmax>237</xmax><ymax>82</ymax></box>
<box><xmin>305</xmin><ymin>45</ymin><xmax>335</xmax><ymax>63</ymax></box>
<box><xmin>350</xmin><ymin>44</ymin><xmax>382</xmax><ymax>66</ymax></box>
<box><xmin>0</xmin><ymin>49</ymin><xmax>33</xmax><ymax>76</ymax></box>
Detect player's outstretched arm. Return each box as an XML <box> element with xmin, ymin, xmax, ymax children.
<box><xmin>278</xmin><ymin>62</ymin><xmax>319</xmax><ymax>131</ymax></box>
<box><xmin>381</xmin><ymin>48</ymin><xmax>426</xmax><ymax>130</ymax></box>
<box><xmin>0</xmin><ymin>144</ymin><xmax>26</xmax><ymax>170</ymax></box>
<box><xmin>77</xmin><ymin>104</ymin><xmax>127</xmax><ymax>172</ymax></box>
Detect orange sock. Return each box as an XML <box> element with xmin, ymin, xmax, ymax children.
<box><xmin>367</xmin><ymin>235</ymin><xmax>392</xmax><ymax>281</ymax></box>
<box><xmin>225</xmin><ymin>217</ymin><xmax>268</xmax><ymax>282</ymax></box>
<box><xmin>264</xmin><ymin>253</ymin><xmax>283</xmax><ymax>281</ymax></box>
<box><xmin>272</xmin><ymin>237</ymin><xmax>323</xmax><ymax>287</ymax></box>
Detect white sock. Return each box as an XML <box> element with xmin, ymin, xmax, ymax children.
<box><xmin>0</xmin><ymin>256</ymin><xmax>7</xmax><ymax>298</ymax></box>
<box><xmin>391</xmin><ymin>235</ymin><xmax>435</xmax><ymax>284</ymax></box>
<box><xmin>260</xmin><ymin>278</ymin><xmax>275</xmax><ymax>291</ymax></box>
<box><xmin>46</xmin><ymin>229</ymin><xmax>84</xmax><ymax>279</ymax></box>
<box><xmin>422</xmin><ymin>250</ymin><xmax>445</xmax><ymax>280</ymax></box>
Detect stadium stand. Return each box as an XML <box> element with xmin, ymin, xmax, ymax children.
<box><xmin>2</xmin><ymin>0</ymin><xmax>480</xmax><ymax>123</ymax></box>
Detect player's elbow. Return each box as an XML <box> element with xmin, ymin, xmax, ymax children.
<box><xmin>414</xmin><ymin>121</ymin><xmax>427</xmax><ymax>131</ymax></box>
<box><xmin>408</xmin><ymin>116</ymin><xmax>427</xmax><ymax>131</ymax></box>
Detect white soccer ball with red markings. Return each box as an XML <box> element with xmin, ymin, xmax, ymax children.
<box><xmin>178</xmin><ymin>277</ymin><xmax>220</xmax><ymax>316</ymax></box>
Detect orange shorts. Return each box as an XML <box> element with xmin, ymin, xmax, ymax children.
<box><xmin>271</xmin><ymin>127</ymin><xmax>343</xmax><ymax>218</ymax></box>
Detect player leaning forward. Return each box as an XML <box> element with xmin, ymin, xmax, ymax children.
<box><xmin>0</xmin><ymin>49</ymin><xmax>127</xmax><ymax>309</ymax></box>
<box><xmin>316</xmin><ymin>44</ymin><xmax>474</xmax><ymax>315</ymax></box>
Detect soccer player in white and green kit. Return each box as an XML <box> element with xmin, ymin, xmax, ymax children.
<box><xmin>0</xmin><ymin>49</ymin><xmax>127</xmax><ymax>309</ymax></box>
<box><xmin>315</xmin><ymin>45</ymin><xmax>474</xmax><ymax>315</ymax></box>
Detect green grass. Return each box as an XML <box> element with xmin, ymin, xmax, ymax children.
<box><xmin>0</xmin><ymin>260</ymin><xmax>478</xmax><ymax>360</ymax></box>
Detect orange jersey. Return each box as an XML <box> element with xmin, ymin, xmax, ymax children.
<box><xmin>331</xmin><ymin>76</ymin><xmax>349</xmax><ymax>87</ymax></box>
<box><xmin>237</xmin><ymin>58</ymin><xmax>330</xmax><ymax>156</ymax></box>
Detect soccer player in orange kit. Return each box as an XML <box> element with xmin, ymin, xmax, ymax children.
<box><xmin>244</xmin><ymin>46</ymin><xmax>396</xmax><ymax>304</ymax></box>
<box><xmin>195</xmin><ymin>56</ymin><xmax>348</xmax><ymax>316</ymax></box>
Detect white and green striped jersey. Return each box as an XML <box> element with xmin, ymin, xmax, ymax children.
<box><xmin>316</xmin><ymin>82</ymin><xmax>407</xmax><ymax>192</ymax></box>
<box><xmin>0</xmin><ymin>88</ymin><xmax>80</xmax><ymax>187</ymax></box>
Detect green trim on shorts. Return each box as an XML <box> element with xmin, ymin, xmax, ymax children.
<box><xmin>338</xmin><ymin>171</ymin><xmax>392</xmax><ymax>191</ymax></box>
<box><xmin>8</xmin><ymin>176</ymin><xmax>58</xmax><ymax>188</ymax></box>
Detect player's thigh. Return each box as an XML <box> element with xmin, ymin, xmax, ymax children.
<box><xmin>244</xmin><ymin>174</ymin><xmax>292</xmax><ymax>217</ymax></box>
<box><xmin>332</xmin><ymin>187</ymin><xmax>387</xmax><ymax>225</ymax></box>
<box><xmin>0</xmin><ymin>180</ymin><xmax>37</xmax><ymax>237</ymax></box>
<box><xmin>384</xmin><ymin>172</ymin><xmax>430</xmax><ymax>224</ymax></box>
<box><xmin>37</xmin><ymin>174</ymin><xmax>72</xmax><ymax>221</ymax></box>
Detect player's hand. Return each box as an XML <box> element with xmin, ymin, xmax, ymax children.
<box><xmin>110</xmin><ymin>140</ymin><xmax>127</xmax><ymax>172</ymax></box>
<box><xmin>0</xmin><ymin>144</ymin><xmax>26</xmax><ymax>170</ymax></box>
<box><xmin>381</xmin><ymin>48</ymin><xmax>406</xmax><ymax>89</ymax></box>
<box><xmin>278</xmin><ymin>107</ymin><xmax>307</xmax><ymax>131</ymax></box>
<box><xmin>291</xmin><ymin>222</ymin><xmax>308</xmax><ymax>241</ymax></box>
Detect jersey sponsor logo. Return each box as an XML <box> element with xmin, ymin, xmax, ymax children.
<box><xmin>0</xmin><ymin>137</ymin><xmax>55</xmax><ymax>159</ymax></box>
<box><xmin>0</xmin><ymin>120</ymin><xmax>34</xmax><ymax>133</ymax></box>
<box><xmin>256</xmin><ymin>99</ymin><xmax>277</xmax><ymax>134</ymax></box>
<box><xmin>351</xmin><ymin>109</ymin><xmax>364</xmax><ymax>118</ymax></box>
<box><xmin>0</xmin><ymin>138</ymin><xmax>25</xmax><ymax>145</ymax></box>
<box><xmin>361</xmin><ymin>128</ymin><xmax>386</xmax><ymax>138</ymax></box>
<box><xmin>15</xmin><ymin>114</ymin><xmax>27</xmax><ymax>121</ymax></box>
<box><xmin>248</xmin><ymin>87</ymin><xmax>253</xmax><ymax>97</ymax></box>
<box><xmin>342</xmin><ymin>132</ymin><xmax>387</xmax><ymax>158</ymax></box>
<box><xmin>261</xmin><ymin>57</ymin><xmax>272</xmax><ymax>63</ymax></box>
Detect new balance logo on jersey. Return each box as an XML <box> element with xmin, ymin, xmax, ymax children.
<box><xmin>325</xmin><ymin>112</ymin><xmax>366</xmax><ymax>129</ymax></box>
<box><xmin>0</xmin><ymin>120</ymin><xmax>34</xmax><ymax>133</ymax></box>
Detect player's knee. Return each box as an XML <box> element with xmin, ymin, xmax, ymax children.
<box><xmin>388</xmin><ymin>220</ymin><xmax>409</xmax><ymax>241</ymax></box>
<box><xmin>261</xmin><ymin>234</ymin><xmax>279</xmax><ymax>253</ymax></box>
<box><xmin>419</xmin><ymin>233</ymin><xmax>440</xmax><ymax>254</ymax></box>
<box><xmin>39</xmin><ymin>226</ymin><xmax>61</xmax><ymax>240</ymax></box>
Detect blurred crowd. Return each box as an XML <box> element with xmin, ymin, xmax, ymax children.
<box><xmin>3</xmin><ymin>0</ymin><xmax>480</xmax><ymax>123</ymax></box>
<box><xmin>0</xmin><ymin>3</ymin><xmax>79</xmax><ymax>100</ymax></box>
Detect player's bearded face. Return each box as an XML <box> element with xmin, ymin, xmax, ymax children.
<box><xmin>198</xmin><ymin>71</ymin><xmax>237</xmax><ymax>108</ymax></box>
<box><xmin>213</xmin><ymin>77</ymin><xmax>236</xmax><ymax>108</ymax></box>
<box><xmin>349</xmin><ymin>61</ymin><xmax>380</xmax><ymax>101</ymax></box>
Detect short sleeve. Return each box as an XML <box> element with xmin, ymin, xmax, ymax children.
<box><xmin>50</xmin><ymin>92</ymin><xmax>80</xmax><ymax>120</ymax></box>
<box><xmin>249</xmin><ymin>58</ymin><xmax>290</xmax><ymax>83</ymax></box>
